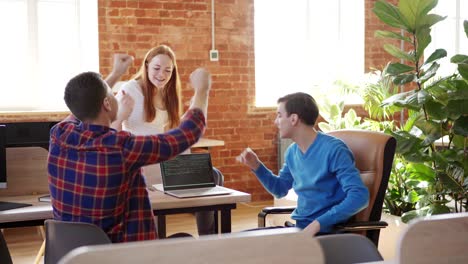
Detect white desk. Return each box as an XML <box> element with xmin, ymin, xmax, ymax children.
<box><xmin>0</xmin><ymin>189</ymin><xmax>251</xmax><ymax>238</ymax></box>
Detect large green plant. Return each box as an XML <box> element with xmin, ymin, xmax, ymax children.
<box><xmin>373</xmin><ymin>0</ymin><xmax>468</xmax><ymax>222</ymax></box>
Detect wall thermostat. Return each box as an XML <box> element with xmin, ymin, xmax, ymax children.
<box><xmin>210</xmin><ymin>50</ymin><xmax>219</xmax><ymax>61</ymax></box>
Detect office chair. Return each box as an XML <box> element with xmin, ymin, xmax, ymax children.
<box><xmin>0</xmin><ymin>230</ymin><xmax>13</xmax><ymax>264</ymax></box>
<box><xmin>398</xmin><ymin>212</ymin><xmax>468</xmax><ymax>264</ymax></box>
<box><xmin>44</xmin><ymin>219</ymin><xmax>111</xmax><ymax>264</ymax></box>
<box><xmin>258</xmin><ymin>129</ymin><xmax>397</xmax><ymax>247</ymax></box>
<box><xmin>316</xmin><ymin>233</ymin><xmax>383</xmax><ymax>264</ymax></box>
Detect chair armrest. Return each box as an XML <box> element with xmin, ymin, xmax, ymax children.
<box><xmin>258</xmin><ymin>206</ymin><xmax>296</xmax><ymax>227</ymax></box>
<box><xmin>335</xmin><ymin>221</ymin><xmax>388</xmax><ymax>231</ymax></box>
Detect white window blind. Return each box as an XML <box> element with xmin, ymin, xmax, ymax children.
<box><xmin>254</xmin><ymin>0</ymin><xmax>365</xmax><ymax>107</ymax></box>
<box><xmin>0</xmin><ymin>0</ymin><xmax>98</xmax><ymax>111</ymax></box>
<box><xmin>426</xmin><ymin>0</ymin><xmax>468</xmax><ymax>77</ymax></box>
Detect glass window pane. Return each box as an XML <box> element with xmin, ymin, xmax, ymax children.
<box><xmin>254</xmin><ymin>0</ymin><xmax>364</xmax><ymax>107</ymax></box>
<box><xmin>0</xmin><ymin>0</ymin><xmax>31</xmax><ymax>110</ymax></box>
<box><xmin>37</xmin><ymin>0</ymin><xmax>79</xmax><ymax>110</ymax></box>
<box><xmin>0</xmin><ymin>0</ymin><xmax>98</xmax><ymax>111</ymax></box>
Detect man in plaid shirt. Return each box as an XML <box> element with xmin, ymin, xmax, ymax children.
<box><xmin>47</xmin><ymin>59</ymin><xmax>211</xmax><ymax>242</ymax></box>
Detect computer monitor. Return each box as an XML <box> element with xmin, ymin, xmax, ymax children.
<box><xmin>0</xmin><ymin>122</ymin><xmax>57</xmax><ymax>189</ymax></box>
<box><xmin>0</xmin><ymin>125</ymin><xmax>6</xmax><ymax>188</ymax></box>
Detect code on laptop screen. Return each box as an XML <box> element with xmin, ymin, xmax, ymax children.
<box><xmin>160</xmin><ymin>153</ymin><xmax>215</xmax><ymax>189</ymax></box>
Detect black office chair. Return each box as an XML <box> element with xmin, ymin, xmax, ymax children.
<box><xmin>258</xmin><ymin>130</ymin><xmax>397</xmax><ymax>247</ymax></box>
<box><xmin>316</xmin><ymin>233</ymin><xmax>383</xmax><ymax>264</ymax></box>
<box><xmin>45</xmin><ymin>220</ymin><xmax>111</xmax><ymax>264</ymax></box>
<box><xmin>0</xmin><ymin>230</ymin><xmax>13</xmax><ymax>264</ymax></box>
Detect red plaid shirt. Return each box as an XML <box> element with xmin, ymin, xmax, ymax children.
<box><xmin>47</xmin><ymin>109</ymin><xmax>205</xmax><ymax>243</ymax></box>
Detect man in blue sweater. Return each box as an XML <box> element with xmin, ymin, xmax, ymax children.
<box><xmin>237</xmin><ymin>92</ymin><xmax>369</xmax><ymax>236</ymax></box>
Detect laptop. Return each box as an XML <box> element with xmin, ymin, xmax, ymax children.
<box><xmin>153</xmin><ymin>153</ymin><xmax>232</xmax><ymax>198</ymax></box>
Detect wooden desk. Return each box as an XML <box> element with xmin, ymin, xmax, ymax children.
<box><xmin>0</xmin><ymin>189</ymin><xmax>251</xmax><ymax>238</ymax></box>
<box><xmin>149</xmin><ymin>189</ymin><xmax>250</xmax><ymax>238</ymax></box>
<box><xmin>191</xmin><ymin>138</ymin><xmax>225</xmax><ymax>150</ymax></box>
<box><xmin>0</xmin><ymin>195</ymin><xmax>51</xmax><ymax>228</ymax></box>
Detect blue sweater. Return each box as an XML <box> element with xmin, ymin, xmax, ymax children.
<box><xmin>254</xmin><ymin>132</ymin><xmax>369</xmax><ymax>232</ymax></box>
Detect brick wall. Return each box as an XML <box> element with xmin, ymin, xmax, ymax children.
<box><xmin>97</xmin><ymin>0</ymin><xmax>394</xmax><ymax>201</ymax></box>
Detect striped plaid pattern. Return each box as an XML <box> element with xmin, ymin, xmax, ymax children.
<box><xmin>48</xmin><ymin>109</ymin><xmax>205</xmax><ymax>243</ymax></box>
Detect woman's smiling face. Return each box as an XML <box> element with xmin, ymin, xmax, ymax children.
<box><xmin>147</xmin><ymin>54</ymin><xmax>174</xmax><ymax>90</ymax></box>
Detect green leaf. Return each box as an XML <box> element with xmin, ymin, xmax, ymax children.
<box><xmin>450</xmin><ymin>54</ymin><xmax>468</xmax><ymax>64</ymax></box>
<box><xmin>386</xmin><ymin>62</ymin><xmax>415</xmax><ymax>75</ymax></box>
<box><xmin>329</xmin><ymin>104</ymin><xmax>341</xmax><ymax>120</ymax></box>
<box><xmin>425</xmin><ymin>99</ymin><xmax>447</xmax><ymax>120</ymax></box>
<box><xmin>446</xmin><ymin>100</ymin><xmax>468</xmax><ymax>118</ymax></box>
<box><xmin>416</xmin><ymin>27</ymin><xmax>431</xmax><ymax>60</ymax></box>
<box><xmin>438</xmin><ymin>171</ymin><xmax>464</xmax><ymax>193</ymax></box>
<box><xmin>452</xmin><ymin>116</ymin><xmax>468</xmax><ymax>136</ymax></box>
<box><xmin>318</xmin><ymin>122</ymin><xmax>332</xmax><ymax>133</ymax></box>
<box><xmin>452</xmin><ymin>135</ymin><xmax>466</xmax><ymax>149</ymax></box>
<box><xmin>424</xmin><ymin>49</ymin><xmax>447</xmax><ymax>65</ymax></box>
<box><xmin>415</xmin><ymin>119</ymin><xmax>442</xmax><ymax>145</ymax></box>
<box><xmin>404</xmin><ymin>190</ymin><xmax>420</xmax><ymax>203</ymax></box>
<box><xmin>401</xmin><ymin>207</ymin><xmax>429</xmax><ymax>223</ymax></box>
<box><xmin>399</xmin><ymin>0</ymin><xmax>438</xmax><ymax>31</ymax></box>
<box><xmin>419</xmin><ymin>62</ymin><xmax>440</xmax><ymax>83</ymax></box>
<box><xmin>375</xmin><ymin>30</ymin><xmax>412</xmax><ymax>42</ymax></box>
<box><xmin>427</xmin><ymin>203</ymin><xmax>451</xmax><ymax>215</ymax></box>
<box><xmin>384</xmin><ymin>44</ymin><xmax>415</xmax><ymax>62</ymax></box>
<box><xmin>419</xmin><ymin>14</ymin><xmax>446</xmax><ymax>28</ymax></box>
<box><xmin>407</xmin><ymin>163</ymin><xmax>436</xmax><ymax>181</ymax></box>
<box><xmin>393</xmin><ymin>73</ymin><xmax>415</xmax><ymax>85</ymax></box>
<box><xmin>373</xmin><ymin>0</ymin><xmax>408</xmax><ymax>29</ymax></box>
<box><xmin>464</xmin><ymin>20</ymin><xmax>468</xmax><ymax>38</ymax></box>
<box><xmin>458</xmin><ymin>64</ymin><xmax>468</xmax><ymax>80</ymax></box>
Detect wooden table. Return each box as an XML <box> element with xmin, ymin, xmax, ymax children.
<box><xmin>192</xmin><ymin>138</ymin><xmax>225</xmax><ymax>150</ymax></box>
<box><xmin>148</xmin><ymin>188</ymin><xmax>250</xmax><ymax>238</ymax></box>
<box><xmin>0</xmin><ymin>189</ymin><xmax>251</xmax><ymax>237</ymax></box>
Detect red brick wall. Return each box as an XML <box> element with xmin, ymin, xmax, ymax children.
<box><xmin>366</xmin><ymin>0</ymin><xmax>399</xmax><ymax>70</ymax></box>
<box><xmin>98</xmin><ymin>0</ymin><xmax>394</xmax><ymax>201</ymax></box>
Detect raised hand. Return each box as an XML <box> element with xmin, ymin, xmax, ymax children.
<box><xmin>112</xmin><ymin>54</ymin><xmax>134</xmax><ymax>77</ymax></box>
<box><xmin>190</xmin><ymin>68</ymin><xmax>211</xmax><ymax>94</ymax></box>
<box><xmin>111</xmin><ymin>90</ymin><xmax>134</xmax><ymax>131</ymax></box>
<box><xmin>188</xmin><ymin>68</ymin><xmax>211</xmax><ymax>117</ymax></box>
<box><xmin>236</xmin><ymin>147</ymin><xmax>261</xmax><ymax>170</ymax></box>
<box><xmin>105</xmin><ymin>54</ymin><xmax>134</xmax><ymax>88</ymax></box>
<box><xmin>117</xmin><ymin>90</ymin><xmax>135</xmax><ymax>121</ymax></box>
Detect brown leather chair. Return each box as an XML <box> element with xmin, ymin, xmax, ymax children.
<box><xmin>258</xmin><ymin>130</ymin><xmax>397</xmax><ymax>247</ymax></box>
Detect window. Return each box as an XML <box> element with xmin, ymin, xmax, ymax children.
<box><xmin>0</xmin><ymin>0</ymin><xmax>98</xmax><ymax>111</ymax></box>
<box><xmin>427</xmin><ymin>0</ymin><xmax>468</xmax><ymax>77</ymax></box>
<box><xmin>254</xmin><ymin>0</ymin><xmax>365</xmax><ymax>107</ymax></box>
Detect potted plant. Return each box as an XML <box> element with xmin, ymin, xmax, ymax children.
<box><xmin>372</xmin><ymin>0</ymin><xmax>468</xmax><ymax>222</ymax></box>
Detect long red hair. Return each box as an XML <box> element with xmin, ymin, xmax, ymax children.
<box><xmin>133</xmin><ymin>45</ymin><xmax>182</xmax><ymax>128</ymax></box>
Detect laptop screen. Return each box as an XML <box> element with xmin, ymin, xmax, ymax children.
<box><xmin>160</xmin><ymin>153</ymin><xmax>215</xmax><ymax>190</ymax></box>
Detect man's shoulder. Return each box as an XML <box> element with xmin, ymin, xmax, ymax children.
<box><xmin>319</xmin><ymin>132</ymin><xmax>347</xmax><ymax>147</ymax></box>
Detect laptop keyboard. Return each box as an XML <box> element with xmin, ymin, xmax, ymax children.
<box><xmin>169</xmin><ymin>186</ymin><xmax>230</xmax><ymax>197</ymax></box>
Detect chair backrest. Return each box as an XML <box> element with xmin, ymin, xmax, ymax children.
<box><xmin>327</xmin><ymin>130</ymin><xmax>396</xmax><ymax>244</ymax></box>
<box><xmin>59</xmin><ymin>228</ymin><xmax>325</xmax><ymax>264</ymax></box>
<box><xmin>316</xmin><ymin>233</ymin><xmax>383</xmax><ymax>264</ymax></box>
<box><xmin>45</xmin><ymin>219</ymin><xmax>111</xmax><ymax>264</ymax></box>
<box><xmin>0</xmin><ymin>230</ymin><xmax>13</xmax><ymax>264</ymax></box>
<box><xmin>397</xmin><ymin>212</ymin><xmax>468</xmax><ymax>264</ymax></box>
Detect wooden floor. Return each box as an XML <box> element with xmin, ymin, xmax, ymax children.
<box><xmin>3</xmin><ymin>201</ymin><xmax>273</xmax><ymax>264</ymax></box>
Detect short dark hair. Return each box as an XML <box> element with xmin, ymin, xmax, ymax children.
<box><xmin>277</xmin><ymin>92</ymin><xmax>319</xmax><ymax>126</ymax></box>
<box><xmin>64</xmin><ymin>72</ymin><xmax>107</xmax><ymax>121</ymax></box>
